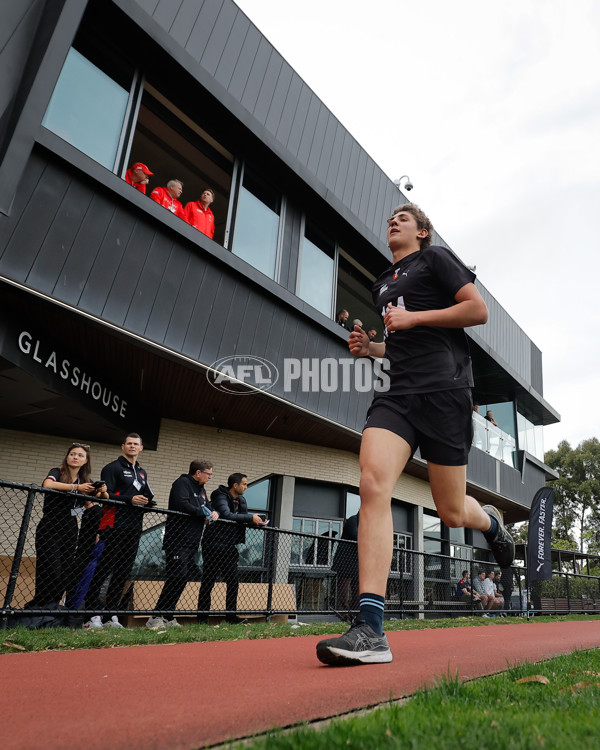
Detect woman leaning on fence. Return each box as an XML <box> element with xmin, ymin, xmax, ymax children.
<box><xmin>29</xmin><ymin>442</ymin><xmax>98</xmax><ymax>607</ymax></box>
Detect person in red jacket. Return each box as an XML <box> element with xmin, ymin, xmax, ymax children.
<box><xmin>184</xmin><ymin>188</ymin><xmax>215</xmax><ymax>238</ymax></box>
<box><xmin>150</xmin><ymin>179</ymin><xmax>185</xmax><ymax>219</ymax></box>
<box><xmin>124</xmin><ymin>162</ymin><xmax>153</xmax><ymax>194</ymax></box>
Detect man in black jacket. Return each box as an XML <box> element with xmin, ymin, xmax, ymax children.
<box><xmin>147</xmin><ymin>460</ymin><xmax>218</xmax><ymax>628</ymax></box>
<box><xmin>85</xmin><ymin>433</ymin><xmax>155</xmax><ymax>619</ymax></box>
<box><xmin>198</xmin><ymin>473</ymin><xmax>266</xmax><ymax>624</ymax></box>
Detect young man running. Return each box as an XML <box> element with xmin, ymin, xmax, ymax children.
<box><xmin>316</xmin><ymin>203</ymin><xmax>514</xmax><ymax>666</ymax></box>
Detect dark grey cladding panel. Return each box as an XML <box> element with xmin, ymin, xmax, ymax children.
<box><xmin>314</xmin><ymin>112</ymin><xmax>338</xmax><ymax>184</ymax></box>
<box><xmin>275</xmin><ymin>74</ymin><xmax>303</xmax><ymax>147</ymax></box>
<box><xmin>264</xmin><ymin>61</ymin><xmax>294</xmax><ymax>135</ymax></box>
<box><xmin>213</xmin><ymin>11</ymin><xmax>252</xmax><ymax>90</ymax></box>
<box><xmin>239</xmin><ymin>37</ymin><xmax>273</xmax><ymax>114</ymax></box>
<box><xmin>200</xmin><ymin>1</ymin><xmax>240</xmax><ymax>75</ymax></box>
<box><xmin>226</xmin><ymin>22</ymin><xmax>261</xmax><ymax>101</ymax></box>
<box><xmin>136</xmin><ymin>0</ymin><xmax>161</xmax><ymax>15</ymax></box>
<box><xmin>253</xmin><ymin>51</ymin><xmax>284</xmax><ymax>125</ymax></box>
<box><xmin>0</xmin><ymin>1</ymin><xmax>44</xmax><ymax>137</ymax></box>
<box><xmin>285</xmin><ymin>84</ymin><xmax>313</xmax><ymax>157</ymax></box>
<box><xmin>0</xmin><ymin>153</ymin><xmax>371</xmax><ymax>429</ymax></box>
<box><xmin>467</xmin><ymin>449</ymin><xmax>498</xmax><ymax>491</ymax></box>
<box><xmin>530</xmin><ymin>340</ymin><xmax>543</xmax><ymax>394</ymax></box>
<box><xmin>474</xmin><ymin>285</ymin><xmax>533</xmax><ymax>390</ymax></box>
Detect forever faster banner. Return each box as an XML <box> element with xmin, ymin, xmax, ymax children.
<box><xmin>527</xmin><ymin>487</ymin><xmax>555</xmax><ymax>581</ymax></box>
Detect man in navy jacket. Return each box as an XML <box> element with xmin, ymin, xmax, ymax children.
<box><xmin>198</xmin><ymin>473</ymin><xmax>266</xmax><ymax>624</ymax></box>
<box><xmin>148</xmin><ymin>460</ymin><xmax>218</xmax><ymax>626</ymax></box>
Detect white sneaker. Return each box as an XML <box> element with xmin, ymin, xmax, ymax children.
<box><xmin>146</xmin><ymin>616</ymin><xmax>167</xmax><ymax>630</ymax></box>
<box><xmin>84</xmin><ymin>615</ymin><xmax>103</xmax><ymax>629</ymax></box>
<box><xmin>165</xmin><ymin>618</ymin><xmax>181</xmax><ymax>628</ymax></box>
<box><xmin>105</xmin><ymin>615</ymin><xmax>125</xmax><ymax>628</ymax></box>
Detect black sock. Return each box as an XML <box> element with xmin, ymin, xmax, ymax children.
<box><xmin>359</xmin><ymin>593</ymin><xmax>385</xmax><ymax>636</ymax></box>
<box><xmin>483</xmin><ymin>514</ymin><xmax>499</xmax><ymax>542</ymax></box>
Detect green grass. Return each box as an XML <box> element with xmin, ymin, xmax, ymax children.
<box><xmin>235</xmin><ymin>648</ymin><xmax>600</xmax><ymax>750</ymax></box>
<box><xmin>0</xmin><ymin>613</ymin><xmax>595</xmax><ymax>654</ymax></box>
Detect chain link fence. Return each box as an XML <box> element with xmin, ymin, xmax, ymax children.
<box><xmin>1</xmin><ymin>480</ymin><xmax>599</xmax><ymax>628</ymax></box>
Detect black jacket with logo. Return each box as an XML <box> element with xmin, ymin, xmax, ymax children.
<box><xmin>100</xmin><ymin>455</ymin><xmax>154</xmax><ymax>530</ymax></box>
<box><xmin>162</xmin><ymin>473</ymin><xmax>210</xmax><ymax>552</ymax></box>
<box><xmin>202</xmin><ymin>485</ymin><xmax>254</xmax><ymax>548</ymax></box>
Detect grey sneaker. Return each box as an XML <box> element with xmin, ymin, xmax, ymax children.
<box><xmin>483</xmin><ymin>505</ymin><xmax>515</xmax><ymax>568</ymax></box>
<box><xmin>146</xmin><ymin>616</ymin><xmax>167</xmax><ymax>630</ymax></box>
<box><xmin>165</xmin><ymin>618</ymin><xmax>181</xmax><ymax>628</ymax></box>
<box><xmin>316</xmin><ymin>618</ymin><xmax>392</xmax><ymax>666</ymax></box>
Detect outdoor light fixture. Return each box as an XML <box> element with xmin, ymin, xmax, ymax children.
<box><xmin>394</xmin><ymin>175</ymin><xmax>413</xmax><ymax>191</ymax></box>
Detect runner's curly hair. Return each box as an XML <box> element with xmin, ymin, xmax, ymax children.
<box><xmin>389</xmin><ymin>202</ymin><xmax>434</xmax><ymax>249</ymax></box>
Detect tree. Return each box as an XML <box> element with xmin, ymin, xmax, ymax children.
<box><xmin>545</xmin><ymin>438</ymin><xmax>600</xmax><ymax>555</ymax></box>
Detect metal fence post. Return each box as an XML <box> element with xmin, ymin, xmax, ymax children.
<box><xmin>1</xmin><ymin>487</ymin><xmax>38</xmax><ymax>629</ymax></box>
<box><xmin>265</xmin><ymin>527</ymin><xmax>274</xmax><ymax>621</ymax></box>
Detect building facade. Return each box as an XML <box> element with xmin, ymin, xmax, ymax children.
<box><xmin>0</xmin><ymin>0</ymin><xmax>559</xmax><ymax>592</ymax></box>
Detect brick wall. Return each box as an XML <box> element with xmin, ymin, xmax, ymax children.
<box><xmin>0</xmin><ymin>418</ymin><xmax>436</xmax><ymax>513</ymax></box>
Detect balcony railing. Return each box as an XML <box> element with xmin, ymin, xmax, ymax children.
<box><xmin>472</xmin><ymin>412</ymin><xmax>517</xmax><ymax>464</ymax></box>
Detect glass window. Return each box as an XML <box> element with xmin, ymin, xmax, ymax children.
<box><xmin>449</xmin><ymin>526</ymin><xmax>466</xmax><ymax>544</ymax></box>
<box><xmin>391</xmin><ymin>532</ymin><xmax>412</xmax><ymax>575</ymax></box>
<box><xmin>424</xmin><ymin>538</ymin><xmax>443</xmax><ymax>578</ymax></box>
<box><xmin>292</xmin><ymin>517</ymin><xmax>341</xmax><ymax>566</ymax></box>
<box><xmin>345</xmin><ymin>491</ymin><xmax>361</xmax><ymax>518</ymax></box>
<box><xmin>233</xmin><ymin>169</ymin><xmax>280</xmax><ymax>278</ymax></box>
<box><xmin>423</xmin><ymin>513</ymin><xmax>441</xmax><ymax>538</ymax></box>
<box><xmin>450</xmin><ymin>544</ymin><xmax>472</xmax><ymax>579</ymax></box>
<box><xmin>336</xmin><ymin>250</ymin><xmax>380</xmax><ymax>334</ymax></box>
<box><xmin>43</xmin><ymin>48</ymin><xmax>130</xmax><ymax>169</ymax></box>
<box><xmin>297</xmin><ymin>221</ymin><xmax>335</xmax><ymax>316</ymax></box>
<box><xmin>127</xmin><ymin>85</ymin><xmax>233</xmax><ymax>245</ymax></box>
<box><xmin>244</xmin><ymin>478</ymin><xmax>269</xmax><ymax>511</ymax></box>
<box><xmin>131</xmin><ymin>523</ymin><xmax>166</xmax><ymax>578</ymax></box>
<box><xmin>517</xmin><ymin>410</ymin><xmax>545</xmax><ymax>461</ymax></box>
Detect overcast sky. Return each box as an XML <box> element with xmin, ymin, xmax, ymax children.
<box><xmin>236</xmin><ymin>0</ymin><xmax>600</xmax><ymax>454</ymax></box>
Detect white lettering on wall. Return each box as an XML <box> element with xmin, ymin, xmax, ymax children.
<box><xmin>17</xmin><ymin>330</ymin><xmax>128</xmax><ymax>419</ymax></box>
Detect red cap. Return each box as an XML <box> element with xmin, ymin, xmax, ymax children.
<box><xmin>131</xmin><ymin>162</ymin><xmax>153</xmax><ymax>175</ymax></box>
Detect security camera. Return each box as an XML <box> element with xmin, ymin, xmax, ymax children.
<box><xmin>394</xmin><ymin>175</ymin><xmax>413</xmax><ymax>192</ymax></box>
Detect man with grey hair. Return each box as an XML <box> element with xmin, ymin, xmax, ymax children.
<box><xmin>150</xmin><ymin>179</ymin><xmax>185</xmax><ymax>219</ymax></box>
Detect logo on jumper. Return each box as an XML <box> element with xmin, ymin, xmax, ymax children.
<box><xmin>207</xmin><ymin>355</ymin><xmax>279</xmax><ymax>395</ymax></box>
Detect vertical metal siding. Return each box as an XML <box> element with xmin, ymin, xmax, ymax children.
<box><xmin>253</xmin><ymin>50</ymin><xmax>284</xmax><ymax>124</ymax></box>
<box><xmin>285</xmin><ymin>85</ymin><xmax>312</xmax><ymax>156</ymax></box>
<box><xmin>274</xmin><ymin>74</ymin><xmax>303</xmax><ymax>146</ymax></box>
<box><xmin>226</xmin><ymin>23</ymin><xmax>261</xmax><ymax>101</ymax></box>
<box><xmin>314</xmin><ymin>112</ymin><xmax>338</xmax><ymax>185</ymax></box>
<box><xmin>169</xmin><ymin>0</ymin><xmax>208</xmax><ymax>47</ymax></box>
<box><xmin>306</xmin><ymin>106</ymin><xmax>330</xmax><ymax>175</ymax></box>
<box><xmin>184</xmin><ymin>0</ymin><xmax>224</xmax><ymax>56</ymax></box>
<box><xmin>149</xmin><ymin>0</ymin><xmax>179</xmax><ymax>30</ymax></box>
<box><xmin>200</xmin><ymin>2</ymin><xmax>239</xmax><ymax>75</ymax></box>
<box><xmin>263</xmin><ymin>60</ymin><xmax>294</xmax><ymax>135</ymax></box>
<box><xmin>239</xmin><ymin>37</ymin><xmax>273</xmax><ymax>114</ymax></box>
<box><xmin>212</xmin><ymin>11</ymin><xmax>251</xmax><ymax>90</ymax></box>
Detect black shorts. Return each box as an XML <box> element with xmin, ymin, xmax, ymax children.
<box><xmin>363</xmin><ymin>389</ymin><xmax>473</xmax><ymax>466</ymax></box>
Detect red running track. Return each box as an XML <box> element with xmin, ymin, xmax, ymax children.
<box><xmin>1</xmin><ymin>620</ymin><xmax>599</xmax><ymax>750</ymax></box>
